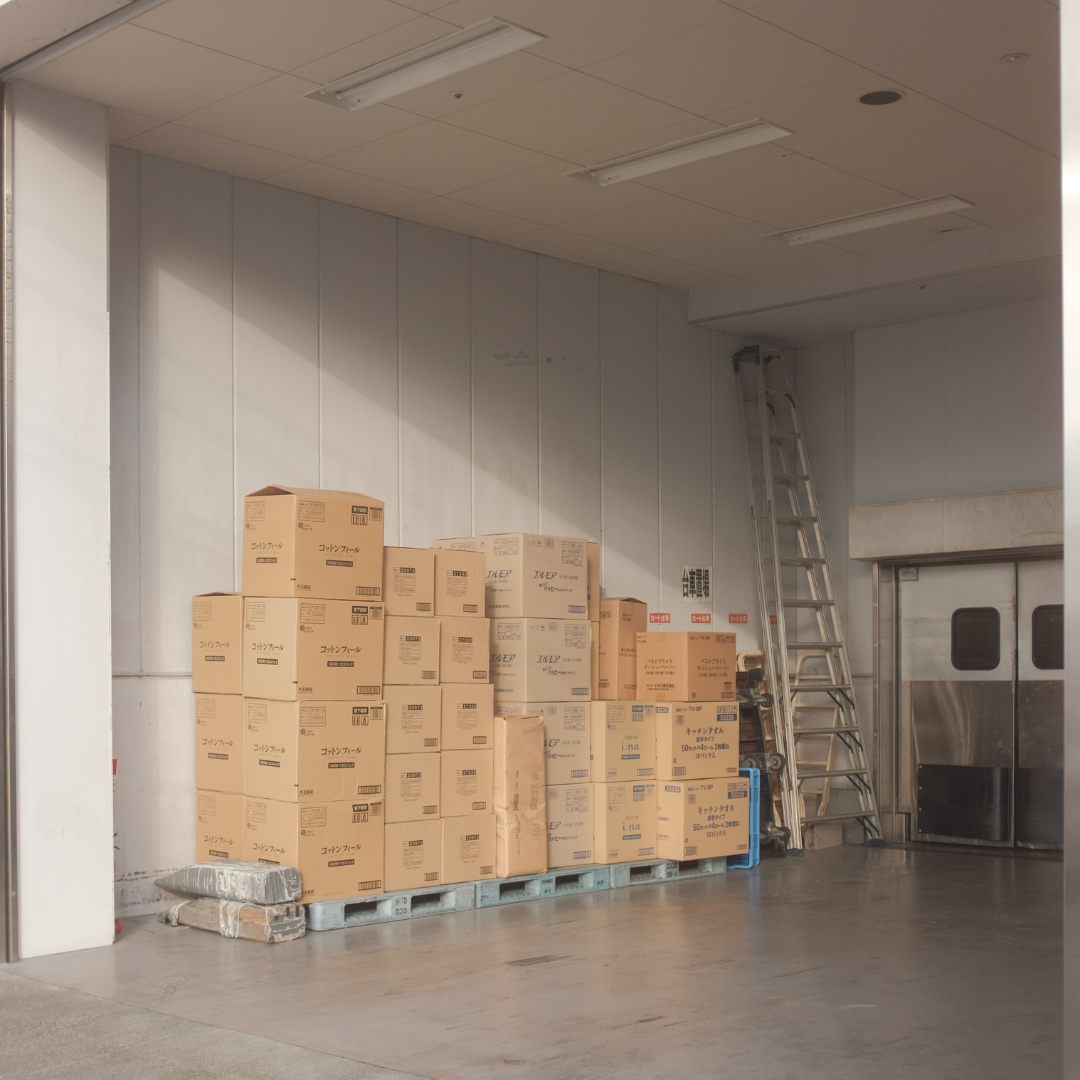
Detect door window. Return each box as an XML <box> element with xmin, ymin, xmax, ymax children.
<box><xmin>951</xmin><ymin>608</ymin><xmax>1000</xmax><ymax>670</ymax></box>
<box><xmin>1031</xmin><ymin>604</ymin><xmax>1064</xmax><ymax>670</ymax></box>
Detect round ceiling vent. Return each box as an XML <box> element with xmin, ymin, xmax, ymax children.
<box><xmin>859</xmin><ymin>90</ymin><xmax>903</xmax><ymax>105</ymax></box>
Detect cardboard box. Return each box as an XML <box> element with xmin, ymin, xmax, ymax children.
<box><xmin>500</xmin><ymin>702</ymin><xmax>590</xmax><ymax>784</ymax></box>
<box><xmin>495</xmin><ymin>806</ymin><xmax>547</xmax><ymax>878</ymax></box>
<box><xmin>442</xmin><ymin>814</ymin><xmax>496</xmax><ymax>884</ymax></box>
<box><xmin>384</xmin><ymin>819</ymin><xmax>442</xmax><ymax>892</ymax></box>
<box><xmin>656</xmin><ymin>776</ymin><xmax>750</xmax><ymax>860</ymax></box>
<box><xmin>636</xmin><ymin>631</ymin><xmax>737</xmax><ymax>702</ymax></box>
<box><xmin>436</xmin><ymin>533</ymin><xmax>587</xmax><ymax>619</ymax></box>
<box><xmin>195</xmin><ymin>694</ymin><xmax>245</xmax><ymax>792</ymax></box>
<box><xmin>441</xmin><ymin>749</ymin><xmax>494</xmax><ymax>816</ymax></box>
<box><xmin>599</xmin><ymin>597</ymin><xmax>648</xmax><ymax>700</ymax></box>
<box><xmin>493</xmin><ymin>714</ymin><xmax>545</xmax><ymax>809</ymax></box>
<box><xmin>383</xmin><ymin>615</ymin><xmax>440</xmax><ymax>686</ymax></box>
<box><xmin>243</xmin><ymin>699</ymin><xmax>385</xmax><ymax>802</ymax></box>
<box><xmin>434</xmin><ymin>548</ymin><xmax>485</xmax><ymax>618</ymax></box>
<box><xmin>655</xmin><ymin>702</ymin><xmax>739</xmax><ymax>780</ymax></box>
<box><xmin>439</xmin><ymin>616</ymin><xmax>491</xmax><ymax>684</ymax></box>
<box><xmin>244</xmin><ymin>796</ymin><xmax>384</xmax><ymax>903</ymax></box>
<box><xmin>593</xmin><ymin>781</ymin><xmax>657</xmax><ymax>863</ymax></box>
<box><xmin>442</xmin><ymin>683</ymin><xmax>495</xmax><ymax>750</ymax></box>
<box><xmin>590</xmin><ymin>701</ymin><xmax>656</xmax><ymax>781</ymax></box>
<box><xmin>546</xmin><ymin>784</ymin><xmax>593</xmax><ymax>868</ymax></box>
<box><xmin>192</xmin><ymin>593</ymin><xmax>243</xmax><ymax>695</ymax></box>
<box><xmin>490</xmin><ymin>619</ymin><xmax>591</xmax><ymax>703</ymax></box>
<box><xmin>590</xmin><ymin>621</ymin><xmax>599</xmax><ymax>699</ymax></box>
<box><xmin>242</xmin><ymin>485</ymin><xmax>384</xmax><ymax>601</ymax></box>
<box><xmin>242</xmin><ymin>597</ymin><xmax>384</xmax><ymax>701</ymax></box>
<box><xmin>196</xmin><ymin>789</ymin><xmax>245</xmax><ymax>862</ymax></box>
<box><xmin>586</xmin><ymin>542</ymin><xmax>600</xmax><ymax>622</ymax></box>
<box><xmin>384</xmin><ymin>685</ymin><xmax>442</xmax><ymax>754</ymax></box>
<box><xmin>385</xmin><ymin>753</ymin><xmax>441</xmax><ymax>823</ymax></box>
<box><xmin>382</xmin><ymin>547</ymin><xmax>435</xmax><ymax>617</ymax></box>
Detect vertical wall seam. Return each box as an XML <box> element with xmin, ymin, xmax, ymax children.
<box><xmin>598</xmin><ymin>272</ymin><xmax>604</xmax><ymax>592</ymax></box>
<box><xmin>395</xmin><ymin>216</ymin><xmax>402</xmax><ymax>546</ymax></box>
<box><xmin>711</xmin><ymin>331</ymin><xmax>716</xmax><ymax>633</ymax></box>
<box><xmin>469</xmin><ymin>238</ymin><xmax>475</xmax><ymax>537</ymax></box>
<box><xmin>135</xmin><ymin>150</ymin><xmax>143</xmax><ymax>676</ymax></box>
<box><xmin>230</xmin><ymin>176</ymin><xmax>238</xmax><ymax>591</ymax></box>
<box><xmin>316</xmin><ymin>199</ymin><xmax>323</xmax><ymax>491</ymax></box>
<box><xmin>655</xmin><ymin>284</ymin><xmax>661</xmax><ymax>613</ymax></box>
<box><xmin>535</xmin><ymin>253</ymin><xmax>541</xmax><ymax>534</ymax></box>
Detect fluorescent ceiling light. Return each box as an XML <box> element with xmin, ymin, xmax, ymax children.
<box><xmin>775</xmin><ymin>194</ymin><xmax>975</xmax><ymax>246</ymax></box>
<box><xmin>305</xmin><ymin>18</ymin><xmax>545</xmax><ymax>112</ymax></box>
<box><xmin>566</xmin><ymin>120</ymin><xmax>794</xmax><ymax>187</ymax></box>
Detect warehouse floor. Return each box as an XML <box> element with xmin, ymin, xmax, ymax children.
<box><xmin>0</xmin><ymin>845</ymin><xmax>1061</xmax><ymax>1080</ymax></box>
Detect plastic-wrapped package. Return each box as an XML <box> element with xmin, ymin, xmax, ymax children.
<box><xmin>160</xmin><ymin>899</ymin><xmax>305</xmax><ymax>943</ymax></box>
<box><xmin>155</xmin><ymin>860</ymin><xmax>301</xmax><ymax>904</ymax></box>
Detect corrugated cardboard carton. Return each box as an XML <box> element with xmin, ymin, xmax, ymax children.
<box><xmin>434</xmin><ymin>548</ymin><xmax>485</xmax><ymax>617</ymax></box>
<box><xmin>500</xmin><ymin>702</ymin><xmax>590</xmax><ymax>783</ymax></box>
<box><xmin>382</xmin><ymin>547</ymin><xmax>435</xmax><ymax>617</ymax></box>
<box><xmin>439</xmin><ymin>616</ymin><xmax>491</xmax><ymax>684</ymax></box>
<box><xmin>383</xmin><ymin>614</ymin><xmax>440</xmax><ymax>686</ymax></box>
<box><xmin>495</xmin><ymin>806</ymin><xmax>547</xmax><ymax>878</ymax></box>
<box><xmin>242</xmin><ymin>597</ymin><xmax>384</xmax><ymax>701</ymax></box>
<box><xmin>655</xmin><ymin>702</ymin><xmax>739</xmax><ymax>780</ymax></box>
<box><xmin>440</xmin><ymin>749</ymin><xmax>494</xmax><ymax>816</ymax></box>
<box><xmin>590</xmin><ymin>701</ymin><xmax>656</xmax><ymax>781</ymax></box>
<box><xmin>599</xmin><ymin>597</ymin><xmax>647</xmax><ymax>700</ymax></box>
<box><xmin>244</xmin><ymin>796</ymin><xmax>384</xmax><ymax>903</ymax></box>
<box><xmin>593</xmin><ymin>781</ymin><xmax>657</xmax><ymax>863</ymax></box>
<box><xmin>586</xmin><ymin>542</ymin><xmax>600</xmax><ymax>621</ymax></box>
<box><xmin>442</xmin><ymin>683</ymin><xmax>495</xmax><ymax>750</ymax></box>
<box><xmin>241</xmin><ymin>486</ymin><xmax>384</xmax><ymax>601</ymax></box>
<box><xmin>195</xmin><ymin>694</ymin><xmax>244</xmax><ymax>792</ymax></box>
<box><xmin>196</xmin><ymin>789</ymin><xmax>245</xmax><ymax>862</ymax></box>
<box><xmin>493</xmin><ymin>715</ymin><xmax>547</xmax><ymax>876</ymax></box>
<box><xmin>243</xmin><ymin>699</ymin><xmax>385</xmax><ymax>802</ymax></box>
<box><xmin>384</xmin><ymin>685</ymin><xmax>442</xmax><ymax>754</ymax></box>
<box><xmin>490</xmin><ymin>619</ymin><xmax>591</xmax><ymax>703</ymax></box>
<box><xmin>636</xmin><ymin>631</ymin><xmax>737</xmax><ymax>702</ymax></box>
<box><xmin>442</xmin><ymin>814</ymin><xmax>496</xmax><ymax>884</ymax></box>
<box><xmin>656</xmin><ymin>777</ymin><xmax>750</xmax><ymax>860</ymax></box>
<box><xmin>436</xmin><ymin>533</ymin><xmax>587</xmax><ymax>619</ymax></box>
<box><xmin>590</xmin><ymin>620</ymin><xmax>599</xmax><ymax>699</ymax></box>
<box><xmin>384</xmin><ymin>819</ymin><xmax>442</xmax><ymax>892</ymax></box>
<box><xmin>385</xmin><ymin>752</ymin><xmax>440</xmax><ymax>823</ymax></box>
<box><xmin>192</xmin><ymin>593</ymin><xmax>243</xmax><ymax>695</ymax></box>
<box><xmin>546</xmin><ymin>784</ymin><xmax>593</xmax><ymax>868</ymax></box>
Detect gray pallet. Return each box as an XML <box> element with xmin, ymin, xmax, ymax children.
<box><xmin>475</xmin><ymin>865</ymin><xmax>611</xmax><ymax>908</ymax></box>
<box><xmin>608</xmin><ymin>855</ymin><xmax>727</xmax><ymax>889</ymax></box>
<box><xmin>306</xmin><ymin>882</ymin><xmax>475</xmax><ymax>931</ymax></box>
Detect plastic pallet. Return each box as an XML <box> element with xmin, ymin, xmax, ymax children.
<box><xmin>608</xmin><ymin>856</ymin><xmax>728</xmax><ymax>888</ymax></box>
<box><xmin>475</xmin><ymin>866</ymin><xmax>611</xmax><ymax>908</ymax></box>
<box><xmin>728</xmin><ymin>767</ymin><xmax>761</xmax><ymax>869</ymax></box>
<box><xmin>305</xmin><ymin>882</ymin><xmax>475</xmax><ymax>931</ymax></box>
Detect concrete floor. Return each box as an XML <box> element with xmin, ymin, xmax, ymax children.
<box><xmin>0</xmin><ymin>846</ymin><xmax>1062</xmax><ymax>1080</ymax></box>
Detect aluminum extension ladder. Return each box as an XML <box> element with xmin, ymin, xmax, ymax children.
<box><xmin>733</xmin><ymin>344</ymin><xmax>882</xmax><ymax>853</ymax></box>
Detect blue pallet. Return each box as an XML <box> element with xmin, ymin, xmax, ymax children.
<box><xmin>728</xmin><ymin>767</ymin><xmax>761</xmax><ymax>869</ymax></box>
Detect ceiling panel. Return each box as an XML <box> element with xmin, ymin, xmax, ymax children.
<box><xmin>121</xmin><ymin>124</ymin><xmax>307</xmax><ymax>180</ymax></box>
<box><xmin>877</xmin><ymin>11</ymin><xmax>1059</xmax><ymax>155</ymax></box>
<box><xmin>26</xmin><ymin>24</ymin><xmax>278</xmax><ymax>121</ymax></box>
<box><xmin>449</xmin><ymin>159</ymin><xmax>661</xmax><ymax>227</ymax></box>
<box><xmin>817</xmin><ymin>213</ymin><xmax>985</xmax><ymax>256</ymax></box>
<box><xmin>174</xmin><ymin>74</ymin><xmax>425</xmax><ymax>160</ymax></box>
<box><xmin>584</xmin><ymin>11</ymin><xmax>855</xmax><ymax>117</ymax></box>
<box><xmin>396</xmin><ymin>197</ymin><xmax>544</xmax><ymax>241</ymax></box>
<box><xmin>265</xmin><ymin>161</ymin><xmax>430</xmax><ymax>212</ymax></box>
<box><xmin>429</xmin><ymin>0</ymin><xmax>736</xmax><ymax>68</ymax></box>
<box><xmin>108</xmin><ymin>108</ymin><xmax>162</xmax><ymax>143</ymax></box>
<box><xmin>679</xmin><ymin>155</ymin><xmax>910</xmax><ymax>229</ymax></box>
<box><xmin>747</xmin><ymin>0</ymin><xmax>1050</xmax><ymax>67</ymax></box>
<box><xmin>133</xmin><ymin>0</ymin><xmax>418</xmax><ymax>72</ymax></box>
<box><xmin>441</xmin><ymin>71</ymin><xmax>698</xmax><ymax>160</ymax></box>
<box><xmin>324</xmin><ymin>122</ymin><xmax>551</xmax><ymax>196</ymax></box>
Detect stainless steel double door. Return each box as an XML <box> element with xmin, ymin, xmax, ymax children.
<box><xmin>899</xmin><ymin>560</ymin><xmax>1063</xmax><ymax>849</ymax></box>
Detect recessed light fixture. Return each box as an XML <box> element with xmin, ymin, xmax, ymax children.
<box><xmin>566</xmin><ymin>119</ymin><xmax>794</xmax><ymax>187</ymax></box>
<box><xmin>859</xmin><ymin>90</ymin><xmax>903</xmax><ymax>105</ymax></box>
<box><xmin>305</xmin><ymin>18</ymin><xmax>544</xmax><ymax>111</ymax></box>
<box><xmin>772</xmin><ymin>193</ymin><xmax>974</xmax><ymax>246</ymax></box>
<box><xmin>1000</xmin><ymin>52</ymin><xmax>1030</xmax><ymax>63</ymax></box>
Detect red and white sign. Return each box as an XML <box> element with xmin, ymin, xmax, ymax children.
<box><xmin>728</xmin><ymin>613</ymin><xmax>748</xmax><ymax>624</ymax></box>
<box><xmin>769</xmin><ymin>615</ymin><xmax>777</xmax><ymax>625</ymax></box>
<box><xmin>691</xmin><ymin>613</ymin><xmax>711</xmax><ymax>624</ymax></box>
<box><xmin>649</xmin><ymin>612</ymin><xmax>671</xmax><ymax>624</ymax></box>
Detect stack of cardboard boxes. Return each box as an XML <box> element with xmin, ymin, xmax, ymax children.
<box><xmin>437</xmin><ymin>533</ymin><xmax>591</xmax><ymax>870</ymax></box>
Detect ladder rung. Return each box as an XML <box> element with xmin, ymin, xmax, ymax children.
<box><xmin>791</xmin><ymin>683</ymin><xmax>853</xmax><ymax>694</ymax></box>
<box><xmin>774</xmin><ymin>515</ymin><xmax>817</xmax><ymax>525</ymax></box>
<box><xmin>793</xmin><ymin>726</ymin><xmax>861</xmax><ymax>736</ymax></box>
<box><xmin>785</xmin><ymin>641</ymin><xmax>843</xmax><ymax>649</ymax></box>
<box><xmin>801</xmin><ymin>811</ymin><xmax>879</xmax><ymax>825</ymax></box>
<box><xmin>797</xmin><ymin>767</ymin><xmax>869</xmax><ymax>780</ymax></box>
<box><xmin>754</xmin><ymin>473</ymin><xmax>811</xmax><ymax>483</ymax></box>
<box><xmin>771</xmin><ymin>557</ymin><xmax>826</xmax><ymax>566</ymax></box>
<box><xmin>779</xmin><ymin>598</ymin><xmax>835</xmax><ymax>608</ymax></box>
<box><xmin>769</xmin><ymin>431</ymin><xmax>801</xmax><ymax>442</ymax></box>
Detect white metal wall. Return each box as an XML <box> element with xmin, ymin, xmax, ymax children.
<box><xmin>109</xmin><ymin>148</ymin><xmax>760</xmax><ymax>914</ymax></box>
